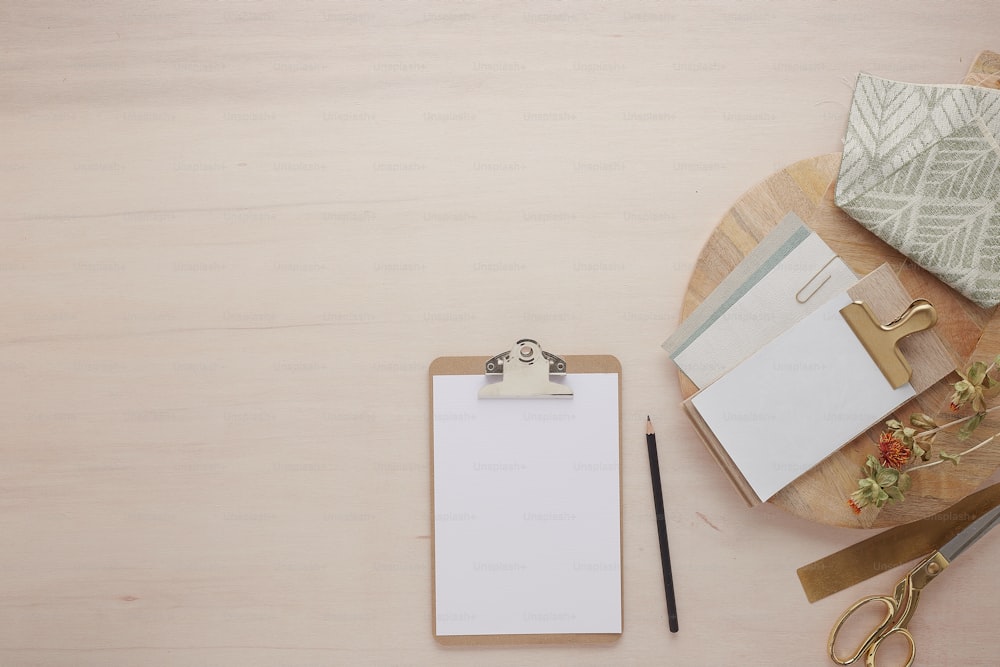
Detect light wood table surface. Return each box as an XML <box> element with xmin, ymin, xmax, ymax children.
<box><xmin>4</xmin><ymin>2</ymin><xmax>1000</xmax><ymax>665</ymax></box>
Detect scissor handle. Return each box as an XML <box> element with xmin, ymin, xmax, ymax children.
<box><xmin>864</xmin><ymin>626</ymin><xmax>915</xmax><ymax>667</ymax></box>
<box><xmin>828</xmin><ymin>595</ymin><xmax>898</xmax><ymax>665</ymax></box>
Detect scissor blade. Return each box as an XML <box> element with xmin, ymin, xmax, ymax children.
<box><xmin>939</xmin><ymin>504</ymin><xmax>1000</xmax><ymax>562</ymax></box>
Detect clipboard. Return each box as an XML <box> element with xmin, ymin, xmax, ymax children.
<box><xmin>429</xmin><ymin>340</ymin><xmax>623</xmax><ymax>644</ymax></box>
<box><xmin>682</xmin><ymin>264</ymin><xmax>955</xmax><ymax>507</ymax></box>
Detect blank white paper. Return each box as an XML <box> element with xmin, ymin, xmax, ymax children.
<box><xmin>690</xmin><ymin>292</ymin><xmax>916</xmax><ymax>502</ymax></box>
<box><xmin>432</xmin><ymin>373</ymin><xmax>621</xmax><ymax>637</ymax></box>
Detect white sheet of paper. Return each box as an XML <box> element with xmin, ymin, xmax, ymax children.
<box><xmin>671</xmin><ymin>232</ymin><xmax>856</xmax><ymax>388</ymax></box>
<box><xmin>432</xmin><ymin>373</ymin><xmax>621</xmax><ymax>637</ymax></box>
<box><xmin>690</xmin><ymin>293</ymin><xmax>916</xmax><ymax>502</ymax></box>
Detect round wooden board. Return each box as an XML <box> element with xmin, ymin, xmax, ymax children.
<box><xmin>679</xmin><ymin>153</ymin><xmax>1000</xmax><ymax>528</ymax></box>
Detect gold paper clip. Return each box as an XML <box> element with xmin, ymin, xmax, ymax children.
<box><xmin>796</xmin><ymin>255</ymin><xmax>841</xmax><ymax>304</ymax></box>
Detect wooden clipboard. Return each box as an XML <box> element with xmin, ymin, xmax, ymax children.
<box><xmin>429</xmin><ymin>340</ymin><xmax>623</xmax><ymax>644</ymax></box>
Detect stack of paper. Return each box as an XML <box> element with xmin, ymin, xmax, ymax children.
<box><xmin>663</xmin><ymin>213</ymin><xmax>856</xmax><ymax>389</ymax></box>
<box><xmin>666</xmin><ymin>217</ymin><xmax>954</xmax><ymax>505</ymax></box>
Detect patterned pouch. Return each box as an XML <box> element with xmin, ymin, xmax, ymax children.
<box><xmin>836</xmin><ymin>74</ymin><xmax>1000</xmax><ymax>308</ymax></box>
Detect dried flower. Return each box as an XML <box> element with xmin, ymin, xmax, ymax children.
<box><xmin>951</xmin><ymin>361</ymin><xmax>1000</xmax><ymax>415</ymax></box>
<box><xmin>950</xmin><ymin>379</ymin><xmax>976</xmax><ymax>412</ymax></box>
<box><xmin>848</xmin><ymin>357</ymin><xmax>999</xmax><ymax>514</ymax></box>
<box><xmin>848</xmin><ymin>456</ymin><xmax>905</xmax><ymax>511</ymax></box>
<box><xmin>877</xmin><ymin>431</ymin><xmax>911</xmax><ymax>468</ymax></box>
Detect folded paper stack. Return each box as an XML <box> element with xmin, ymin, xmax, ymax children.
<box><xmin>665</xmin><ymin>213</ymin><xmax>954</xmax><ymax>506</ymax></box>
<box><xmin>673</xmin><ymin>241</ymin><xmax>952</xmax><ymax>506</ymax></box>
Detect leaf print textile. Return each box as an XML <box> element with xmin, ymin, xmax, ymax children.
<box><xmin>836</xmin><ymin>74</ymin><xmax>1000</xmax><ymax>308</ymax></box>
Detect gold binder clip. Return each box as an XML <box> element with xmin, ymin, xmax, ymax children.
<box><xmin>478</xmin><ymin>339</ymin><xmax>573</xmax><ymax>398</ymax></box>
<box><xmin>840</xmin><ymin>299</ymin><xmax>938</xmax><ymax>389</ymax></box>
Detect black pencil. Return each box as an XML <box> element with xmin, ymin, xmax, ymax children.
<box><xmin>646</xmin><ymin>416</ymin><xmax>679</xmax><ymax>633</ymax></box>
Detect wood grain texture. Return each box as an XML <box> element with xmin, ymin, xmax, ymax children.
<box><xmin>5</xmin><ymin>2</ymin><xmax>1000</xmax><ymax>665</ymax></box>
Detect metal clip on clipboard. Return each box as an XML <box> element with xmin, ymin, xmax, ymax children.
<box><xmin>478</xmin><ymin>339</ymin><xmax>573</xmax><ymax>398</ymax></box>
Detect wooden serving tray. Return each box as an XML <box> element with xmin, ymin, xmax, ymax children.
<box><xmin>678</xmin><ymin>49</ymin><xmax>1000</xmax><ymax>528</ymax></box>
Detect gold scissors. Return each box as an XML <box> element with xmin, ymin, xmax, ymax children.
<box><xmin>828</xmin><ymin>504</ymin><xmax>1000</xmax><ymax>667</ymax></box>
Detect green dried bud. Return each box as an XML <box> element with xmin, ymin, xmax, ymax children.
<box><xmin>876</xmin><ymin>467</ymin><xmax>899</xmax><ymax>488</ymax></box>
<box><xmin>858</xmin><ymin>477</ymin><xmax>879</xmax><ymax>494</ymax></box>
<box><xmin>951</xmin><ymin>379</ymin><xmax>975</xmax><ymax>406</ymax></box>
<box><xmin>909</xmin><ymin>413</ymin><xmax>938</xmax><ymax>430</ymax></box>
<box><xmin>959</xmin><ymin>412</ymin><xmax>985</xmax><ymax>440</ymax></box>
<box><xmin>897</xmin><ymin>472</ymin><xmax>912</xmax><ymax>493</ymax></box>
<box><xmin>864</xmin><ymin>455</ymin><xmax>881</xmax><ymax>475</ymax></box>
<box><xmin>939</xmin><ymin>452</ymin><xmax>962</xmax><ymax>466</ymax></box>
<box><xmin>972</xmin><ymin>388</ymin><xmax>987</xmax><ymax>413</ymax></box>
<box><xmin>967</xmin><ymin>362</ymin><xmax>988</xmax><ymax>386</ymax></box>
<box><xmin>885</xmin><ymin>486</ymin><xmax>904</xmax><ymax>501</ymax></box>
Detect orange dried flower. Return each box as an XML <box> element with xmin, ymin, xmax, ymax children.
<box><xmin>878</xmin><ymin>432</ymin><xmax>911</xmax><ymax>469</ymax></box>
<box><xmin>847</xmin><ymin>497</ymin><xmax>863</xmax><ymax>515</ymax></box>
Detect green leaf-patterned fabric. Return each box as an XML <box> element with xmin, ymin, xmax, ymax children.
<box><xmin>836</xmin><ymin>74</ymin><xmax>1000</xmax><ymax>308</ymax></box>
